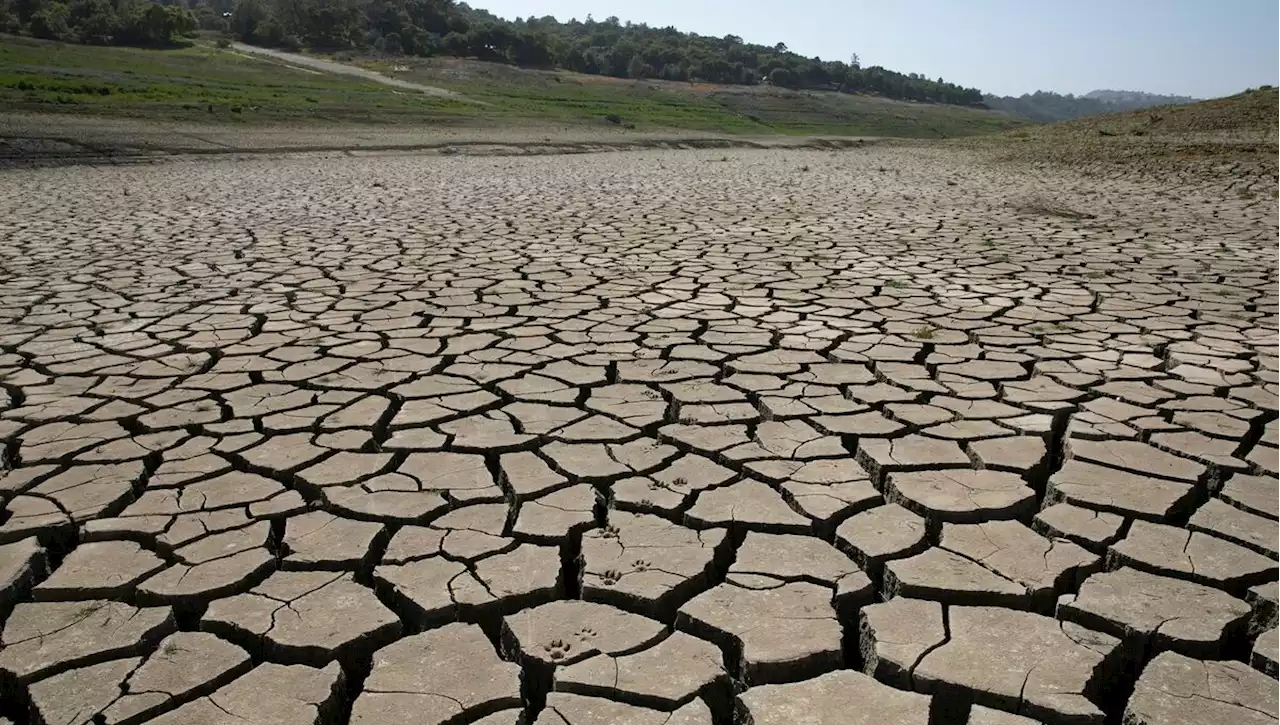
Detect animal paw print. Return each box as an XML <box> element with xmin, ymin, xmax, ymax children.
<box><xmin>599</xmin><ymin>569</ymin><xmax>622</xmax><ymax>586</ymax></box>
<box><xmin>599</xmin><ymin>525</ymin><xmax>620</xmax><ymax>539</ymax></box>
<box><xmin>575</xmin><ymin>626</ymin><xmax>598</xmax><ymax>642</ymax></box>
<box><xmin>632</xmin><ymin>558</ymin><xmax>651</xmax><ymax>572</ymax></box>
<box><xmin>544</xmin><ymin>638</ymin><xmax>572</xmax><ymax>661</ymax></box>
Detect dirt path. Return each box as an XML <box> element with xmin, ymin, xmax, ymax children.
<box><xmin>231</xmin><ymin>42</ymin><xmax>461</xmax><ymax>99</ymax></box>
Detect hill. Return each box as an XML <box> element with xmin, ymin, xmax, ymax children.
<box><xmin>980</xmin><ymin>87</ymin><xmax>1278</xmax><ymax>183</ymax></box>
<box><xmin>0</xmin><ymin>34</ymin><xmax>1028</xmax><ymax>139</ymax></box>
<box><xmin>985</xmin><ymin>89</ymin><xmax>1201</xmax><ymax>123</ymax></box>
<box><xmin>1</xmin><ymin>0</ymin><xmax>990</xmax><ymax>109</ymax></box>
<box><xmin>1082</xmin><ymin>89</ymin><xmax>1198</xmax><ymax>106</ymax></box>
<box><xmin>1028</xmin><ymin>86</ymin><xmax>1276</xmax><ymax>140</ymax></box>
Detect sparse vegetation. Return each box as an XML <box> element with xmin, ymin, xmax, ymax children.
<box><xmin>0</xmin><ymin>34</ymin><xmax>1028</xmax><ymax>136</ymax></box>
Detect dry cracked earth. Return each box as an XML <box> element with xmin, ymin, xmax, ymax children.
<box><xmin>0</xmin><ymin>146</ymin><xmax>1276</xmax><ymax>725</ymax></box>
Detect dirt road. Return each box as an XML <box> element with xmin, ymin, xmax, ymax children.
<box><xmin>231</xmin><ymin>42</ymin><xmax>460</xmax><ymax>98</ymax></box>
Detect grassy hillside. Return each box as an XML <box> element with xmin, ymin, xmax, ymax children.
<box><xmin>0</xmin><ymin>36</ymin><xmax>461</xmax><ymax>123</ymax></box>
<box><xmin>357</xmin><ymin>55</ymin><xmax>1028</xmax><ymax>137</ymax></box>
<box><xmin>0</xmin><ymin>35</ymin><xmax>1029</xmax><ymax>138</ymax></box>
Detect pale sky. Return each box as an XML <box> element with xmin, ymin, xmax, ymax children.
<box><xmin>474</xmin><ymin>0</ymin><xmax>1279</xmax><ymax>98</ymax></box>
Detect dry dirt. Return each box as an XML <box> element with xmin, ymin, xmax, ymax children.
<box><xmin>0</xmin><ymin>143</ymin><xmax>1276</xmax><ymax>725</ymax></box>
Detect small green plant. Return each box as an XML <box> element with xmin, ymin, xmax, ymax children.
<box><xmin>912</xmin><ymin>326</ymin><xmax>936</xmax><ymax>340</ymax></box>
<box><xmin>884</xmin><ymin>279</ymin><xmax>906</xmax><ymax>289</ymax></box>
<box><xmin>1085</xmin><ymin>271</ymin><xmax>1106</xmax><ymax>279</ymax></box>
<box><xmin>980</xmin><ymin>239</ymin><xmax>995</xmax><ymax>248</ymax></box>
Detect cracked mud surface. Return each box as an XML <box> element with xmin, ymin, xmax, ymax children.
<box><xmin>0</xmin><ymin>145</ymin><xmax>1276</xmax><ymax>725</ymax></box>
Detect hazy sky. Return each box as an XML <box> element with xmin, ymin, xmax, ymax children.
<box><xmin>473</xmin><ymin>0</ymin><xmax>1279</xmax><ymax>98</ymax></box>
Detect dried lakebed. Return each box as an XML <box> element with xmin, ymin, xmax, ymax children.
<box><xmin>0</xmin><ymin>146</ymin><xmax>1276</xmax><ymax>725</ymax></box>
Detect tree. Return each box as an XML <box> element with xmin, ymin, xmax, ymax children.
<box><xmin>230</xmin><ymin>0</ymin><xmax>267</xmax><ymax>41</ymax></box>
<box><xmin>69</xmin><ymin>0</ymin><xmax>120</xmax><ymax>43</ymax></box>
<box><xmin>768</xmin><ymin>66</ymin><xmax>796</xmax><ymax>88</ymax></box>
<box><xmin>123</xmin><ymin>3</ymin><xmax>196</xmax><ymax>45</ymax></box>
<box><xmin>382</xmin><ymin>30</ymin><xmax>401</xmax><ymax>53</ymax></box>
<box><xmin>626</xmin><ymin>53</ymin><xmax>649</xmax><ymax>79</ymax></box>
<box><xmin>848</xmin><ymin>52</ymin><xmax>860</xmax><ymax>69</ymax></box>
<box><xmin>29</xmin><ymin>2</ymin><xmax>72</xmax><ymax>39</ymax></box>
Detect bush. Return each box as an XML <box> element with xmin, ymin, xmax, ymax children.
<box><xmin>603</xmin><ymin>113</ymin><xmax>622</xmax><ymax>124</ymax></box>
<box><xmin>215</xmin><ymin>36</ymin><xmax>231</xmax><ymax>48</ymax></box>
<box><xmin>29</xmin><ymin>3</ymin><xmax>73</xmax><ymax>40</ymax></box>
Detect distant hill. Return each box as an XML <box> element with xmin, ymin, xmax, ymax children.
<box><xmin>1082</xmin><ymin>89</ymin><xmax>1198</xmax><ymax>106</ymax></box>
<box><xmin>985</xmin><ymin>89</ymin><xmax>1201</xmax><ymax>123</ymax></box>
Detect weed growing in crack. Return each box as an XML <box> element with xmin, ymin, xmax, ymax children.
<box><xmin>912</xmin><ymin>326</ymin><xmax>936</xmax><ymax>340</ymax></box>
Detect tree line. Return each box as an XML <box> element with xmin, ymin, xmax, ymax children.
<box><xmin>2</xmin><ymin>0</ymin><xmax>198</xmax><ymax>45</ymax></box>
<box><xmin>2</xmin><ymin>0</ymin><xmax>987</xmax><ymax>107</ymax></box>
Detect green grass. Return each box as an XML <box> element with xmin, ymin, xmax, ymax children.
<box><xmin>0</xmin><ymin>35</ymin><xmax>1032</xmax><ymax>136</ymax></box>
<box><xmin>0</xmin><ymin>35</ymin><xmax>463</xmax><ymax>123</ymax></box>
<box><xmin>370</xmin><ymin>56</ymin><xmax>1029</xmax><ymax>137</ymax></box>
